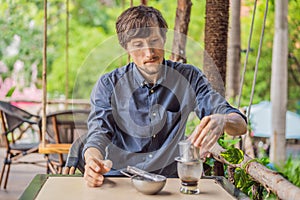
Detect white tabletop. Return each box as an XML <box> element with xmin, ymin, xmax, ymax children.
<box><xmin>35</xmin><ymin>177</ymin><xmax>237</xmax><ymax>200</ymax></box>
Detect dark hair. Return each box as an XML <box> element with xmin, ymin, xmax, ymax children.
<box><xmin>116</xmin><ymin>5</ymin><xmax>168</xmax><ymax>49</ymax></box>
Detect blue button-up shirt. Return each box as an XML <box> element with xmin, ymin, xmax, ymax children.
<box><xmin>83</xmin><ymin>60</ymin><xmax>246</xmax><ymax>177</ymax></box>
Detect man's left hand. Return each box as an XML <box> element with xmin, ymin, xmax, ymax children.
<box><xmin>188</xmin><ymin>114</ymin><xmax>226</xmax><ymax>158</ymax></box>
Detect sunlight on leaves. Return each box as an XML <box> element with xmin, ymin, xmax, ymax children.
<box><xmin>220</xmin><ymin>148</ymin><xmax>244</xmax><ymax>164</ymax></box>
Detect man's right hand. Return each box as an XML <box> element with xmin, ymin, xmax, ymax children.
<box><xmin>84</xmin><ymin>158</ymin><xmax>112</xmax><ymax>187</ymax></box>
<box><xmin>83</xmin><ymin>147</ymin><xmax>112</xmax><ymax>187</ymax></box>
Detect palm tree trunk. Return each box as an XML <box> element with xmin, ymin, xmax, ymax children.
<box><xmin>204</xmin><ymin>0</ymin><xmax>230</xmax><ymax>176</ymax></box>
<box><xmin>203</xmin><ymin>0</ymin><xmax>229</xmax><ymax>97</ymax></box>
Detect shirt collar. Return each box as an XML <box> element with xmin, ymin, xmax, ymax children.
<box><xmin>132</xmin><ymin>59</ymin><xmax>168</xmax><ymax>88</ymax></box>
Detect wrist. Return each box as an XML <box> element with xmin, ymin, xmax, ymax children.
<box><xmin>84</xmin><ymin>147</ymin><xmax>103</xmax><ymax>162</ymax></box>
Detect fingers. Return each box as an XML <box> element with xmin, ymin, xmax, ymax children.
<box><xmin>84</xmin><ymin>158</ymin><xmax>112</xmax><ymax>187</ymax></box>
<box><xmin>62</xmin><ymin>167</ymin><xmax>69</xmax><ymax>175</ymax></box>
<box><xmin>193</xmin><ymin>125</ymin><xmax>211</xmax><ymax>147</ymax></box>
<box><xmin>189</xmin><ymin>114</ymin><xmax>226</xmax><ymax>158</ymax></box>
<box><xmin>62</xmin><ymin>166</ymin><xmax>76</xmax><ymax>175</ymax></box>
<box><xmin>84</xmin><ymin>169</ymin><xmax>105</xmax><ymax>187</ymax></box>
<box><xmin>70</xmin><ymin>166</ymin><xmax>76</xmax><ymax>174</ymax></box>
<box><xmin>102</xmin><ymin>160</ymin><xmax>113</xmax><ymax>173</ymax></box>
<box><xmin>188</xmin><ymin>116</ymin><xmax>211</xmax><ymax>144</ymax></box>
<box><xmin>87</xmin><ymin>158</ymin><xmax>103</xmax><ymax>173</ymax></box>
<box><xmin>200</xmin><ymin>130</ymin><xmax>219</xmax><ymax>158</ymax></box>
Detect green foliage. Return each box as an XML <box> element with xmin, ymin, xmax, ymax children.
<box><xmin>239</xmin><ymin>0</ymin><xmax>300</xmax><ymax>111</ymax></box>
<box><xmin>239</xmin><ymin>0</ymin><xmax>273</xmax><ymax>108</ymax></box>
<box><xmin>1</xmin><ymin>0</ymin><xmax>300</xmax><ymax>108</ymax></box>
<box><xmin>0</xmin><ymin>1</ymin><xmax>43</xmax><ymax>87</ymax></box>
<box><xmin>5</xmin><ymin>86</ymin><xmax>16</xmax><ymax>97</ymax></box>
<box><xmin>221</xmin><ymin>148</ymin><xmax>244</xmax><ymax>164</ymax></box>
<box><xmin>46</xmin><ymin>1</ymin><xmax>127</xmax><ymax>98</ymax></box>
<box><xmin>72</xmin><ymin>0</ymin><xmax>111</xmax><ymax>32</ymax></box>
<box><xmin>277</xmin><ymin>156</ymin><xmax>300</xmax><ymax>187</ymax></box>
<box><xmin>33</xmin><ymin>0</ymin><xmax>207</xmax><ymax>98</ymax></box>
<box><xmin>225</xmin><ymin>151</ymin><xmax>262</xmax><ymax>198</ymax></box>
<box><xmin>234</xmin><ymin>167</ymin><xmax>255</xmax><ymax>194</ymax></box>
<box><xmin>287</xmin><ymin>0</ymin><xmax>300</xmax><ymax>111</ymax></box>
<box><xmin>218</xmin><ymin>136</ymin><xmax>241</xmax><ymax>148</ymax></box>
<box><xmin>219</xmin><ymin>145</ymin><xmax>300</xmax><ymax>199</ymax></box>
<box><xmin>184</xmin><ymin>113</ymin><xmax>200</xmax><ymax>136</ymax></box>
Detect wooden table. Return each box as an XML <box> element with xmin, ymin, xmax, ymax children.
<box><xmin>20</xmin><ymin>175</ymin><xmax>248</xmax><ymax>200</ymax></box>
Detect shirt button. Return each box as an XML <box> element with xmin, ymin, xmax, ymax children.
<box><xmin>148</xmin><ymin>154</ymin><xmax>153</xmax><ymax>158</ymax></box>
<box><xmin>150</xmin><ymin>89</ymin><xmax>154</xmax><ymax>93</ymax></box>
<box><xmin>152</xmin><ymin>112</ymin><xmax>156</xmax><ymax>117</ymax></box>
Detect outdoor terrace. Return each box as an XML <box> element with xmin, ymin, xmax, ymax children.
<box><xmin>0</xmin><ymin>147</ymin><xmax>46</xmax><ymax>200</ymax></box>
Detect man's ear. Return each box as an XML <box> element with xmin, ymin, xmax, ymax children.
<box><xmin>125</xmin><ymin>48</ymin><xmax>131</xmax><ymax>56</ymax></box>
<box><xmin>127</xmin><ymin>52</ymin><xmax>131</xmax><ymax>62</ymax></box>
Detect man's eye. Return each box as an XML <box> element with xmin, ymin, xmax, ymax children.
<box><xmin>150</xmin><ymin>39</ymin><xmax>159</xmax><ymax>44</ymax></box>
<box><xmin>133</xmin><ymin>43</ymin><xmax>143</xmax><ymax>47</ymax></box>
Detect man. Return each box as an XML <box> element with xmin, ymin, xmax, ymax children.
<box><xmin>83</xmin><ymin>5</ymin><xmax>247</xmax><ymax>187</ymax></box>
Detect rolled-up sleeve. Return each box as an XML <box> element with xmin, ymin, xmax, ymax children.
<box><xmin>191</xmin><ymin>67</ymin><xmax>247</xmax><ymax>123</ymax></box>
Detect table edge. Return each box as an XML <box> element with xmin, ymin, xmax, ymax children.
<box><xmin>19</xmin><ymin>174</ymin><xmax>81</xmax><ymax>200</ymax></box>
<box><xmin>204</xmin><ymin>176</ymin><xmax>250</xmax><ymax>200</ymax></box>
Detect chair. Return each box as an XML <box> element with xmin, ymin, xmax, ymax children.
<box><xmin>0</xmin><ymin>101</ymin><xmax>44</xmax><ymax>189</ymax></box>
<box><xmin>41</xmin><ymin>110</ymin><xmax>89</xmax><ymax>174</ymax></box>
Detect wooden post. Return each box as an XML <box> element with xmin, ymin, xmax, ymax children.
<box><xmin>226</xmin><ymin>0</ymin><xmax>241</xmax><ymax>102</ymax></box>
<box><xmin>270</xmin><ymin>0</ymin><xmax>288</xmax><ymax>166</ymax></box>
<box><xmin>65</xmin><ymin>0</ymin><xmax>69</xmax><ymax>109</ymax></box>
<box><xmin>42</xmin><ymin>0</ymin><xmax>48</xmax><ymax>146</ymax></box>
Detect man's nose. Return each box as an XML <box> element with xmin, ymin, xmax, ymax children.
<box><xmin>144</xmin><ymin>44</ymin><xmax>154</xmax><ymax>57</ymax></box>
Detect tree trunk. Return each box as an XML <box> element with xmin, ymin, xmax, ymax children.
<box><xmin>170</xmin><ymin>0</ymin><xmax>192</xmax><ymax>63</ymax></box>
<box><xmin>140</xmin><ymin>0</ymin><xmax>147</xmax><ymax>5</ymax></box>
<box><xmin>226</xmin><ymin>0</ymin><xmax>241</xmax><ymax>102</ymax></box>
<box><xmin>203</xmin><ymin>0</ymin><xmax>229</xmax><ymax>97</ymax></box>
<box><xmin>270</xmin><ymin>0</ymin><xmax>288</xmax><ymax>166</ymax></box>
<box><xmin>204</xmin><ymin>0</ymin><xmax>229</xmax><ymax>176</ymax></box>
<box><xmin>211</xmin><ymin>144</ymin><xmax>300</xmax><ymax>200</ymax></box>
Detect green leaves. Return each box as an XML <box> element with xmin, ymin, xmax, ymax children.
<box><xmin>278</xmin><ymin>156</ymin><xmax>300</xmax><ymax>187</ymax></box>
<box><xmin>5</xmin><ymin>86</ymin><xmax>16</xmax><ymax>97</ymax></box>
<box><xmin>220</xmin><ymin>148</ymin><xmax>244</xmax><ymax>164</ymax></box>
<box><xmin>234</xmin><ymin>168</ymin><xmax>254</xmax><ymax>192</ymax></box>
<box><xmin>220</xmin><ymin>148</ymin><xmax>256</xmax><ymax>196</ymax></box>
<box><xmin>218</xmin><ymin>137</ymin><xmax>241</xmax><ymax>149</ymax></box>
